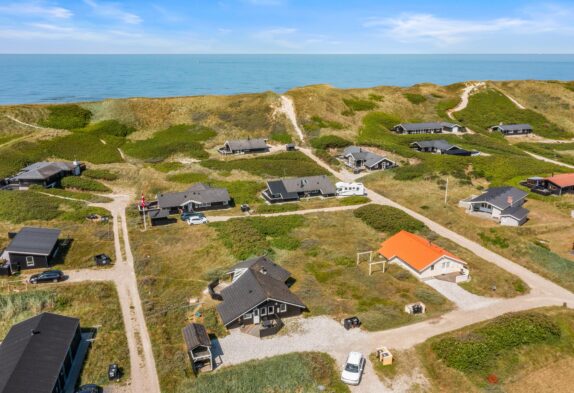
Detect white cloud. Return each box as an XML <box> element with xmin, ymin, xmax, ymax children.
<box><xmin>84</xmin><ymin>0</ymin><xmax>142</xmax><ymax>25</ymax></box>
<box><xmin>0</xmin><ymin>2</ymin><xmax>72</xmax><ymax>19</ymax></box>
<box><xmin>365</xmin><ymin>6</ymin><xmax>574</xmax><ymax>46</ymax></box>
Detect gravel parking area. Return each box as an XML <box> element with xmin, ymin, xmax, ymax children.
<box><xmin>425</xmin><ymin>279</ymin><xmax>500</xmax><ymax>310</ymax></box>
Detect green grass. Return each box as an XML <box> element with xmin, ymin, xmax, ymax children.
<box><xmin>150</xmin><ymin>162</ymin><xmax>185</xmax><ymax>173</ymax></box>
<box><xmin>338</xmin><ymin>195</ymin><xmax>370</xmax><ymax>206</ymax></box>
<box><xmin>82</xmin><ymin>169</ymin><xmax>119</xmax><ymax>181</ymax></box>
<box><xmin>455</xmin><ymin>89</ymin><xmax>567</xmax><ymax>138</ymax></box>
<box><xmin>517</xmin><ymin>142</ymin><xmax>574</xmax><ymax>166</ymax></box>
<box><xmin>354</xmin><ymin>204</ymin><xmax>427</xmax><ymax>234</ymax></box>
<box><xmin>166</xmin><ymin>172</ymin><xmax>209</xmax><ymax>184</ymax></box>
<box><xmin>75</xmin><ymin>120</ymin><xmax>135</xmax><ymax>137</ymax></box>
<box><xmin>403</xmin><ymin>93</ymin><xmax>427</xmax><ymax>105</ymax></box>
<box><xmin>178</xmin><ymin>352</ymin><xmax>349</xmax><ymax>393</ymax></box>
<box><xmin>211</xmin><ymin>180</ymin><xmax>264</xmax><ymax>205</ymax></box>
<box><xmin>123</xmin><ymin>124</ymin><xmax>215</xmax><ymax>162</ymax></box>
<box><xmin>33</xmin><ymin>187</ymin><xmax>113</xmax><ymax>203</ymax></box>
<box><xmin>436</xmin><ymin>97</ymin><xmax>460</xmax><ymax>119</ymax></box>
<box><xmin>343</xmin><ymin>97</ymin><xmax>377</xmax><ymax>112</ymax></box>
<box><xmin>310</xmin><ymin>135</ymin><xmax>353</xmax><ymax>149</ymax></box>
<box><xmin>304</xmin><ymin>115</ymin><xmax>345</xmax><ymax>132</ymax></box>
<box><xmin>201</xmin><ymin>151</ymin><xmax>329</xmax><ymax>178</ymax></box>
<box><xmin>39</xmin><ymin>105</ymin><xmax>92</xmax><ymax>129</ymax></box>
<box><xmin>212</xmin><ymin>215</ymin><xmax>305</xmax><ymax>259</ymax></box>
<box><xmin>0</xmin><ymin>283</ymin><xmax>129</xmax><ymax>386</ymax></box>
<box><xmin>62</xmin><ymin>176</ymin><xmax>112</xmax><ymax>193</ymax></box>
<box><xmin>527</xmin><ymin>244</ymin><xmax>574</xmax><ymax>290</ymax></box>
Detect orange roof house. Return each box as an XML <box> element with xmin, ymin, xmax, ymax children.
<box><xmin>378</xmin><ymin>230</ymin><xmax>467</xmax><ymax>275</ymax></box>
<box><xmin>546</xmin><ymin>173</ymin><xmax>574</xmax><ymax>189</ymax></box>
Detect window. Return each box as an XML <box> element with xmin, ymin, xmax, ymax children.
<box><xmin>268</xmin><ymin>306</ymin><xmax>274</xmax><ymax>314</ymax></box>
<box><xmin>243</xmin><ymin>313</ymin><xmax>252</xmax><ymax>320</ymax></box>
<box><xmin>260</xmin><ymin>308</ymin><xmax>267</xmax><ymax>317</ymax></box>
<box><xmin>278</xmin><ymin>304</ymin><xmax>287</xmax><ymax>313</ymax></box>
<box><xmin>26</xmin><ymin>256</ymin><xmax>34</xmax><ymax>267</ymax></box>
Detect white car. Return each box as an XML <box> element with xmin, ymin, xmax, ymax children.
<box><xmin>341</xmin><ymin>351</ymin><xmax>365</xmax><ymax>385</ymax></box>
<box><xmin>187</xmin><ymin>216</ymin><xmax>208</xmax><ymax>225</ymax></box>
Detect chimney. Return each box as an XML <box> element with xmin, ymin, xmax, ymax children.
<box><xmin>507</xmin><ymin>196</ymin><xmax>513</xmax><ymax>206</ymax></box>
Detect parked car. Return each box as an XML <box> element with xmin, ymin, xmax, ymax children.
<box><xmin>180</xmin><ymin>211</ymin><xmax>205</xmax><ymax>221</ymax></box>
<box><xmin>29</xmin><ymin>270</ymin><xmax>65</xmax><ymax>284</ymax></box>
<box><xmin>76</xmin><ymin>384</ymin><xmax>103</xmax><ymax>393</ymax></box>
<box><xmin>187</xmin><ymin>216</ymin><xmax>208</xmax><ymax>225</ymax></box>
<box><xmin>108</xmin><ymin>363</ymin><xmax>120</xmax><ymax>381</ymax></box>
<box><xmin>341</xmin><ymin>352</ymin><xmax>365</xmax><ymax>385</ymax></box>
<box><xmin>94</xmin><ymin>254</ymin><xmax>112</xmax><ymax>266</ymax></box>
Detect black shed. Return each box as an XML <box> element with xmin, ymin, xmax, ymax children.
<box><xmin>4</xmin><ymin>227</ymin><xmax>61</xmax><ymax>271</ymax></box>
<box><xmin>182</xmin><ymin>323</ymin><xmax>213</xmax><ymax>372</ymax></box>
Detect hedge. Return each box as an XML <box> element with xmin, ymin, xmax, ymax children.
<box><xmin>353</xmin><ymin>204</ymin><xmax>426</xmax><ymax>234</ymax></box>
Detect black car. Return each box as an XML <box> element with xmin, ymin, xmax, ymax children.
<box><xmin>108</xmin><ymin>363</ymin><xmax>121</xmax><ymax>381</ymax></box>
<box><xmin>29</xmin><ymin>270</ymin><xmax>65</xmax><ymax>284</ymax></box>
<box><xmin>94</xmin><ymin>254</ymin><xmax>112</xmax><ymax>266</ymax></box>
<box><xmin>76</xmin><ymin>384</ymin><xmax>102</xmax><ymax>393</ymax></box>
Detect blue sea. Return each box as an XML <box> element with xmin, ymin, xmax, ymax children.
<box><xmin>1</xmin><ymin>54</ymin><xmax>574</xmax><ymax>105</ymax></box>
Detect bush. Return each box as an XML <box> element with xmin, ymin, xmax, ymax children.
<box><xmin>354</xmin><ymin>204</ymin><xmax>426</xmax><ymax>234</ymax></box>
<box><xmin>431</xmin><ymin>312</ymin><xmax>561</xmax><ymax>373</ymax></box>
<box><xmin>151</xmin><ymin>162</ymin><xmax>185</xmax><ymax>173</ymax></box>
<box><xmin>77</xmin><ymin>120</ymin><xmax>135</xmax><ymax>137</ymax></box>
<box><xmin>339</xmin><ymin>195</ymin><xmax>370</xmax><ymax>206</ymax></box>
<box><xmin>403</xmin><ymin>93</ymin><xmax>427</xmax><ymax>105</ymax></box>
<box><xmin>83</xmin><ymin>169</ymin><xmax>118</xmax><ymax>181</ymax></box>
<box><xmin>343</xmin><ymin>98</ymin><xmax>377</xmax><ymax>112</ymax></box>
<box><xmin>310</xmin><ymin>135</ymin><xmax>353</xmax><ymax>150</ymax></box>
<box><xmin>61</xmin><ymin>176</ymin><xmax>112</xmax><ymax>193</ymax></box>
<box><xmin>304</xmin><ymin>116</ymin><xmax>344</xmax><ymax>132</ymax></box>
<box><xmin>39</xmin><ymin>105</ymin><xmax>92</xmax><ymax>129</ymax></box>
<box><xmin>270</xmin><ymin>132</ymin><xmax>292</xmax><ymax>144</ymax></box>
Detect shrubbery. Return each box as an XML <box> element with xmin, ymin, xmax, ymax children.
<box><xmin>353</xmin><ymin>204</ymin><xmax>426</xmax><ymax>234</ymax></box>
<box><xmin>343</xmin><ymin>98</ymin><xmax>377</xmax><ymax>112</ymax></box>
<box><xmin>304</xmin><ymin>116</ymin><xmax>344</xmax><ymax>132</ymax></box>
<box><xmin>78</xmin><ymin>120</ymin><xmax>135</xmax><ymax>137</ymax></box>
<box><xmin>83</xmin><ymin>169</ymin><xmax>118</xmax><ymax>181</ymax></box>
<box><xmin>39</xmin><ymin>105</ymin><xmax>92</xmax><ymax>129</ymax></box>
<box><xmin>62</xmin><ymin>176</ymin><xmax>112</xmax><ymax>193</ymax></box>
<box><xmin>431</xmin><ymin>312</ymin><xmax>561</xmax><ymax>373</ymax></box>
<box><xmin>403</xmin><ymin>93</ymin><xmax>427</xmax><ymax>105</ymax></box>
<box><xmin>310</xmin><ymin>135</ymin><xmax>353</xmax><ymax>150</ymax></box>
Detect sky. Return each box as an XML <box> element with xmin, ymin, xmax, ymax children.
<box><xmin>0</xmin><ymin>0</ymin><xmax>573</xmax><ymax>54</ymax></box>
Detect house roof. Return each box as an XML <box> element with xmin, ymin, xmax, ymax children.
<box><xmin>546</xmin><ymin>173</ymin><xmax>574</xmax><ymax>188</ymax></box>
<box><xmin>217</xmin><ymin>259</ymin><xmax>305</xmax><ymax>326</ymax></box>
<box><xmin>395</xmin><ymin>122</ymin><xmax>459</xmax><ymax>131</ymax></box>
<box><xmin>229</xmin><ymin>256</ymin><xmax>291</xmax><ymax>283</ymax></box>
<box><xmin>12</xmin><ymin>162</ymin><xmax>76</xmax><ymax>181</ymax></box>
<box><xmin>5</xmin><ymin>227</ymin><xmax>61</xmax><ymax>256</ymax></box>
<box><xmin>469</xmin><ymin>187</ymin><xmax>528</xmax><ymax>210</ymax></box>
<box><xmin>266</xmin><ymin>176</ymin><xmax>336</xmax><ymax>197</ymax></box>
<box><xmin>500</xmin><ymin>205</ymin><xmax>529</xmax><ymax>220</ymax></box>
<box><xmin>410</xmin><ymin>140</ymin><xmax>459</xmax><ymax>151</ymax></box>
<box><xmin>378</xmin><ymin>230</ymin><xmax>465</xmax><ymax>272</ymax></box>
<box><xmin>342</xmin><ymin>146</ymin><xmax>391</xmax><ymax>168</ymax></box>
<box><xmin>225</xmin><ymin>139</ymin><xmax>268</xmax><ymax>151</ymax></box>
<box><xmin>0</xmin><ymin>313</ymin><xmax>80</xmax><ymax>393</ymax></box>
<box><xmin>148</xmin><ymin>209</ymin><xmax>170</xmax><ymax>220</ymax></box>
<box><xmin>182</xmin><ymin>323</ymin><xmax>211</xmax><ymax>350</ymax></box>
<box><xmin>491</xmin><ymin>123</ymin><xmax>532</xmax><ymax>131</ymax></box>
<box><xmin>157</xmin><ymin>183</ymin><xmax>230</xmax><ymax>209</ymax></box>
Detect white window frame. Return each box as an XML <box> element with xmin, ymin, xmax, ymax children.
<box><xmin>25</xmin><ymin>256</ymin><xmax>34</xmax><ymax>267</ymax></box>
<box><xmin>279</xmin><ymin>303</ymin><xmax>287</xmax><ymax>313</ymax></box>
<box><xmin>260</xmin><ymin>308</ymin><xmax>267</xmax><ymax>317</ymax></box>
<box><xmin>243</xmin><ymin>312</ymin><xmax>252</xmax><ymax>320</ymax></box>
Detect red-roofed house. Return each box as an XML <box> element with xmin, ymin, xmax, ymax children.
<box><xmin>378</xmin><ymin>230</ymin><xmax>469</xmax><ymax>282</ymax></box>
<box><xmin>545</xmin><ymin>173</ymin><xmax>574</xmax><ymax>195</ymax></box>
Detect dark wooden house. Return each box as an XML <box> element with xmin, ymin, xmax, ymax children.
<box><xmin>218</xmin><ymin>139</ymin><xmax>270</xmax><ymax>155</ymax></box>
<box><xmin>490</xmin><ymin>123</ymin><xmax>533</xmax><ymax>135</ymax></box>
<box><xmin>182</xmin><ymin>323</ymin><xmax>213</xmax><ymax>372</ymax></box>
<box><xmin>0</xmin><ymin>313</ymin><xmax>86</xmax><ymax>393</ymax></box>
<box><xmin>1</xmin><ymin>227</ymin><xmax>61</xmax><ymax>272</ymax></box>
<box><xmin>156</xmin><ymin>183</ymin><xmax>231</xmax><ymax>213</ymax></box>
<box><xmin>4</xmin><ymin>161</ymin><xmax>84</xmax><ymax>190</ymax></box>
<box><xmin>216</xmin><ymin>256</ymin><xmax>306</xmax><ymax>337</ymax></box>
<box><xmin>262</xmin><ymin>175</ymin><xmax>337</xmax><ymax>203</ymax></box>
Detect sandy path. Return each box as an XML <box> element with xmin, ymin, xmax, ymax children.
<box><xmin>523</xmin><ymin>151</ymin><xmax>574</xmax><ymax>169</ymax></box>
<box><xmin>279</xmin><ymin>95</ymin><xmax>306</xmax><ymax>142</ymax></box>
<box><xmin>207</xmin><ymin>203</ymin><xmax>366</xmax><ymax>222</ymax></box>
<box><xmin>447</xmin><ymin>82</ymin><xmax>484</xmax><ymax>120</ymax></box>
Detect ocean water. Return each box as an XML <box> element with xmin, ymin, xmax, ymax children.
<box><xmin>1</xmin><ymin>54</ymin><xmax>573</xmax><ymax>105</ymax></box>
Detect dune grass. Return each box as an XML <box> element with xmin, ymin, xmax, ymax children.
<box><xmin>39</xmin><ymin>104</ymin><xmax>92</xmax><ymax>129</ymax></box>
<box><xmin>62</xmin><ymin>176</ymin><xmax>112</xmax><ymax>193</ymax></box>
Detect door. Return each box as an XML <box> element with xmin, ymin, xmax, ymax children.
<box><xmin>253</xmin><ymin>308</ymin><xmax>260</xmax><ymax>324</ymax></box>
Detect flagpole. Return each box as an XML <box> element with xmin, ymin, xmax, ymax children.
<box><xmin>141</xmin><ymin>193</ymin><xmax>147</xmax><ymax>231</ymax></box>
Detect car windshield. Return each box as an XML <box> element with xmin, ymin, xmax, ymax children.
<box><xmin>345</xmin><ymin>363</ymin><xmax>359</xmax><ymax>373</ymax></box>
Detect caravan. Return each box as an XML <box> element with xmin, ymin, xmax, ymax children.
<box><xmin>336</xmin><ymin>182</ymin><xmax>365</xmax><ymax>196</ymax></box>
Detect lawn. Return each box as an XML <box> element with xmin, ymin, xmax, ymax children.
<box><xmin>417</xmin><ymin>308</ymin><xmax>574</xmax><ymax>392</ymax></box>
<box><xmin>201</xmin><ymin>151</ymin><xmax>329</xmax><ymax>178</ymax></box>
<box><xmin>0</xmin><ymin>282</ymin><xmax>129</xmax><ymax>387</ymax></box>
<box><xmin>178</xmin><ymin>352</ymin><xmax>349</xmax><ymax>393</ymax></box>
<box><xmin>454</xmin><ymin>89</ymin><xmax>566</xmax><ymax>139</ymax></box>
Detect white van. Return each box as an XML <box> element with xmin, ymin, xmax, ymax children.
<box><xmin>336</xmin><ymin>182</ymin><xmax>365</xmax><ymax>196</ymax></box>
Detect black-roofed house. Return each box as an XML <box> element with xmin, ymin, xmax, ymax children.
<box><xmin>0</xmin><ymin>313</ymin><xmax>89</xmax><ymax>393</ymax></box>
<box><xmin>215</xmin><ymin>256</ymin><xmax>306</xmax><ymax>337</ymax></box>
<box><xmin>341</xmin><ymin>146</ymin><xmax>396</xmax><ymax>171</ymax></box>
<box><xmin>461</xmin><ymin>187</ymin><xmax>529</xmax><ymax>226</ymax></box>
<box><xmin>490</xmin><ymin>123</ymin><xmax>533</xmax><ymax>136</ymax></box>
<box><xmin>182</xmin><ymin>323</ymin><xmax>213</xmax><ymax>372</ymax></box>
<box><xmin>4</xmin><ymin>161</ymin><xmax>84</xmax><ymax>190</ymax></box>
<box><xmin>392</xmin><ymin>122</ymin><xmax>463</xmax><ymax>135</ymax></box>
<box><xmin>218</xmin><ymin>138</ymin><xmax>270</xmax><ymax>155</ymax></box>
<box><xmin>262</xmin><ymin>175</ymin><xmax>337</xmax><ymax>203</ymax></box>
<box><xmin>410</xmin><ymin>140</ymin><xmax>479</xmax><ymax>156</ymax></box>
<box><xmin>0</xmin><ymin>227</ymin><xmax>61</xmax><ymax>272</ymax></box>
<box><xmin>156</xmin><ymin>183</ymin><xmax>232</xmax><ymax>213</ymax></box>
